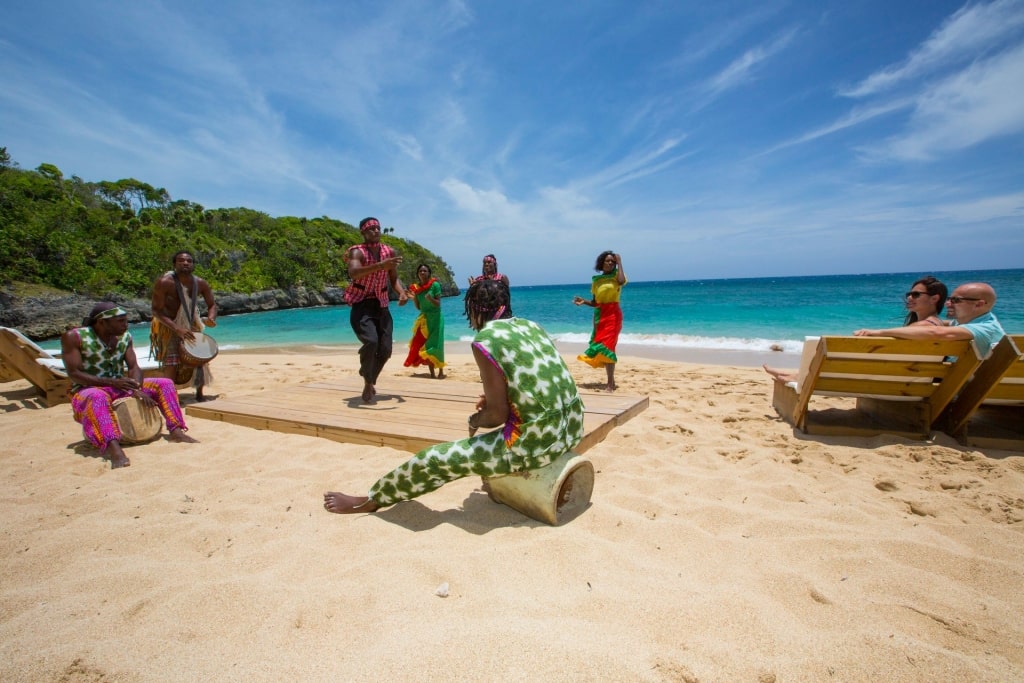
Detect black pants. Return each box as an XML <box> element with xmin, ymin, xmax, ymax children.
<box><xmin>350</xmin><ymin>299</ymin><xmax>393</xmax><ymax>385</ymax></box>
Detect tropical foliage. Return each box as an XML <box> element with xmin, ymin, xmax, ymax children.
<box><xmin>0</xmin><ymin>147</ymin><xmax>456</xmax><ymax>297</ymax></box>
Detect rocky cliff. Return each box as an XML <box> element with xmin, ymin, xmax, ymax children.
<box><xmin>1</xmin><ymin>285</ymin><xmax>350</xmax><ymax>341</ymax></box>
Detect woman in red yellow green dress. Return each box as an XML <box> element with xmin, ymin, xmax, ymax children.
<box><xmin>404</xmin><ymin>263</ymin><xmax>446</xmax><ymax>378</ymax></box>
<box><xmin>573</xmin><ymin>251</ymin><xmax>626</xmax><ymax>391</ymax></box>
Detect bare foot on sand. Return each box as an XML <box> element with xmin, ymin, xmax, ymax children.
<box><xmin>361</xmin><ymin>383</ymin><xmax>376</xmax><ymax>404</ymax></box>
<box><xmin>168</xmin><ymin>428</ymin><xmax>199</xmax><ymax>443</ymax></box>
<box><xmin>762</xmin><ymin>364</ymin><xmax>797</xmax><ymax>382</ymax></box>
<box><xmin>323</xmin><ymin>492</ymin><xmax>381</xmax><ymax>514</ymax></box>
<box><xmin>106</xmin><ymin>441</ymin><xmax>130</xmax><ymax>469</ymax></box>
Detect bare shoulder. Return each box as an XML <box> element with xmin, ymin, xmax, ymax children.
<box><xmin>154</xmin><ymin>272</ymin><xmax>175</xmax><ymax>290</ymax></box>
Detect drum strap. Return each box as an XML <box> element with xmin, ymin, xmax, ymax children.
<box><xmin>172</xmin><ymin>273</ymin><xmax>199</xmax><ymax>326</ymax></box>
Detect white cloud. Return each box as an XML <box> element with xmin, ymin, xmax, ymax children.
<box><xmin>842</xmin><ymin>0</ymin><xmax>1024</xmax><ymax>98</ymax></box>
<box><xmin>439</xmin><ymin>178</ymin><xmax>517</xmax><ymax>217</ymax></box>
<box><xmin>867</xmin><ymin>44</ymin><xmax>1024</xmax><ymax>160</ymax></box>
<box><xmin>935</xmin><ymin>191</ymin><xmax>1024</xmax><ymax>222</ymax></box>
<box><xmin>701</xmin><ymin>28</ymin><xmax>798</xmax><ymax>100</ymax></box>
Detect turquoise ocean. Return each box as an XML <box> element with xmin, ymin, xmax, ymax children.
<box><xmin>66</xmin><ymin>268</ymin><xmax>1022</xmax><ymax>361</ymax></box>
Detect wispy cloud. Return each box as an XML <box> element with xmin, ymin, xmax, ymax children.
<box><xmin>863</xmin><ymin>43</ymin><xmax>1024</xmax><ymax>160</ymax></box>
<box><xmin>841</xmin><ymin>0</ymin><xmax>1024</xmax><ymax>98</ymax></box>
<box><xmin>699</xmin><ymin>28</ymin><xmax>798</xmax><ymax>101</ymax></box>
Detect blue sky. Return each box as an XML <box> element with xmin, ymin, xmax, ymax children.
<box><xmin>2</xmin><ymin>1</ymin><xmax>1023</xmax><ymax>286</ymax></box>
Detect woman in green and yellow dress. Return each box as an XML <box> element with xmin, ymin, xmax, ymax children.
<box><xmin>404</xmin><ymin>263</ymin><xmax>446</xmax><ymax>378</ymax></box>
<box><xmin>574</xmin><ymin>251</ymin><xmax>627</xmax><ymax>391</ymax></box>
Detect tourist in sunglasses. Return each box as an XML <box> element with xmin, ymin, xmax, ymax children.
<box><xmin>854</xmin><ymin>282</ymin><xmax>1004</xmax><ymax>358</ymax></box>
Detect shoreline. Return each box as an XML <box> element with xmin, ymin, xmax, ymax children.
<box><xmin>220</xmin><ymin>339</ymin><xmax>800</xmax><ymax>369</ymax></box>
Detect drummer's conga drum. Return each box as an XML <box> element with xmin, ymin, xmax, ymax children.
<box><xmin>182</xmin><ymin>332</ymin><xmax>219</xmax><ymax>368</ymax></box>
<box><xmin>112</xmin><ymin>396</ymin><xmax>164</xmax><ymax>444</ymax></box>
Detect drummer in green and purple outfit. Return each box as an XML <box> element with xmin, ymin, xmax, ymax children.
<box><xmin>62</xmin><ymin>302</ymin><xmax>198</xmax><ymax>469</ymax></box>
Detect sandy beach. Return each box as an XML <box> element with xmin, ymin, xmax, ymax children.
<box><xmin>2</xmin><ymin>345</ymin><xmax>1023</xmax><ymax>682</ymax></box>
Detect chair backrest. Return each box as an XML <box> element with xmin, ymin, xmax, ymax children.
<box><xmin>983</xmin><ymin>334</ymin><xmax>1024</xmax><ymax>404</ymax></box>
<box><xmin>942</xmin><ymin>334</ymin><xmax>1024</xmax><ymax>435</ymax></box>
<box><xmin>796</xmin><ymin>336</ymin><xmax>981</xmax><ymax>424</ymax></box>
<box><xmin>1</xmin><ymin>326</ymin><xmax>57</xmax><ymax>360</ymax></box>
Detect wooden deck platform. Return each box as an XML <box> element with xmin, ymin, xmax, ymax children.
<box><xmin>186</xmin><ymin>376</ymin><xmax>648</xmax><ymax>453</ymax></box>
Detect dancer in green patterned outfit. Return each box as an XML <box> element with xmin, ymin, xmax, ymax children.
<box><xmin>324</xmin><ymin>278</ymin><xmax>585</xmax><ymax>514</ymax></box>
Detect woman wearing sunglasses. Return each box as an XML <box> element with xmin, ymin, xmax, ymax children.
<box><xmin>902</xmin><ymin>275</ymin><xmax>948</xmax><ymax>327</ymax></box>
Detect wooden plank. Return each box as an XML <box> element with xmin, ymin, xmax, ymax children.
<box><xmin>187</xmin><ymin>377</ymin><xmax>647</xmax><ymax>454</ymax></box>
<box><xmin>823</xmin><ymin>336</ymin><xmax>972</xmax><ymax>357</ymax></box>
<box><xmin>814</xmin><ymin>377</ymin><xmax>935</xmax><ymax>398</ymax></box>
<box><xmin>820</xmin><ymin>358</ymin><xmax>950</xmax><ymax>378</ymax></box>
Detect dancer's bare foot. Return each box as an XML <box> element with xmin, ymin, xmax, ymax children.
<box><xmin>437</xmin><ymin>370</ymin><xmax>445</xmax><ymax>379</ymax></box>
<box><xmin>762</xmin><ymin>364</ymin><xmax>797</xmax><ymax>382</ymax></box>
<box><xmin>429</xmin><ymin>365</ymin><xmax>436</xmax><ymax>378</ymax></box>
<box><xmin>361</xmin><ymin>383</ymin><xmax>375</xmax><ymax>404</ymax></box>
<box><xmin>323</xmin><ymin>492</ymin><xmax>381</xmax><ymax>514</ymax></box>
<box><xmin>605</xmin><ymin>383</ymin><xmax>618</xmax><ymax>392</ymax></box>
<box><xmin>106</xmin><ymin>441</ymin><xmax>130</xmax><ymax>469</ymax></box>
<box><xmin>168</xmin><ymin>428</ymin><xmax>199</xmax><ymax>443</ymax></box>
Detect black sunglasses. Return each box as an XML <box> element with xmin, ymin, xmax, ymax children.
<box><xmin>904</xmin><ymin>291</ymin><xmax>927</xmax><ymax>299</ymax></box>
<box><xmin>947</xmin><ymin>296</ymin><xmax>982</xmax><ymax>304</ymax></box>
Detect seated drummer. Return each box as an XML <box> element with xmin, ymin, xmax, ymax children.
<box><xmin>61</xmin><ymin>302</ymin><xmax>198</xmax><ymax>469</ymax></box>
<box><xmin>150</xmin><ymin>250</ymin><xmax>218</xmax><ymax>401</ymax></box>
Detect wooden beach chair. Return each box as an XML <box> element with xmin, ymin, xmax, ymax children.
<box><xmin>770</xmin><ymin>335</ymin><xmax>982</xmax><ymax>439</ymax></box>
<box><xmin>0</xmin><ymin>326</ymin><xmax>165</xmax><ymax>407</ymax></box>
<box><xmin>0</xmin><ymin>326</ymin><xmax>73</xmax><ymax>406</ymax></box>
<box><xmin>940</xmin><ymin>334</ymin><xmax>1024</xmax><ymax>451</ymax></box>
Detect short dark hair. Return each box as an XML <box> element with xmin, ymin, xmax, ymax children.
<box><xmin>416</xmin><ymin>263</ymin><xmax>432</xmax><ymax>276</ymax></box>
<box><xmin>358</xmin><ymin>217</ymin><xmax>380</xmax><ymax>231</ymax></box>
<box><xmin>594</xmin><ymin>251</ymin><xmax>615</xmax><ymax>271</ymax></box>
<box><xmin>172</xmin><ymin>250</ymin><xmax>193</xmax><ymax>267</ymax></box>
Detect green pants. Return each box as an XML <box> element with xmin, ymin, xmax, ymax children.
<box><xmin>369</xmin><ymin>429</ymin><xmax>562</xmax><ymax>506</ymax></box>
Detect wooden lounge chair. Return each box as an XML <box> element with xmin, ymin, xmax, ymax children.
<box><xmin>0</xmin><ymin>326</ymin><xmax>73</xmax><ymax>406</ymax></box>
<box><xmin>940</xmin><ymin>334</ymin><xmax>1024</xmax><ymax>450</ymax></box>
<box><xmin>0</xmin><ymin>326</ymin><xmax>164</xmax><ymax>407</ymax></box>
<box><xmin>771</xmin><ymin>336</ymin><xmax>982</xmax><ymax>439</ymax></box>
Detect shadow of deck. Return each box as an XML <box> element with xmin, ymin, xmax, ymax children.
<box><xmin>186</xmin><ymin>376</ymin><xmax>648</xmax><ymax>453</ymax></box>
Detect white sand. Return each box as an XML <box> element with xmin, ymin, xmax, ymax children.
<box><xmin>1</xmin><ymin>347</ymin><xmax>1022</xmax><ymax>682</ymax></box>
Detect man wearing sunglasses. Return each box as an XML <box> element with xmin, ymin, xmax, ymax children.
<box><xmin>855</xmin><ymin>282</ymin><xmax>1004</xmax><ymax>358</ymax></box>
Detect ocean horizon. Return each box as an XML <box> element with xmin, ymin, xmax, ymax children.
<box><xmin>43</xmin><ymin>268</ymin><xmax>1023</xmax><ymax>365</ymax></box>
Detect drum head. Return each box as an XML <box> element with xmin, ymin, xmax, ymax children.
<box><xmin>182</xmin><ymin>332</ymin><xmax>219</xmax><ymax>366</ymax></box>
<box><xmin>112</xmin><ymin>396</ymin><xmax>163</xmax><ymax>444</ymax></box>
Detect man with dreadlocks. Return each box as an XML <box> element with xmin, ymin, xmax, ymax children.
<box><xmin>61</xmin><ymin>302</ymin><xmax>198</xmax><ymax>469</ymax></box>
<box><xmin>324</xmin><ymin>278</ymin><xmax>584</xmax><ymax>514</ymax></box>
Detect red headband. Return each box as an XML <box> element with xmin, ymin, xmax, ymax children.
<box><xmin>360</xmin><ymin>219</ymin><xmax>381</xmax><ymax>231</ymax></box>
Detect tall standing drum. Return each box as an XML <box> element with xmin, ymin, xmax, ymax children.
<box><xmin>112</xmin><ymin>396</ymin><xmax>164</xmax><ymax>444</ymax></box>
<box><xmin>181</xmin><ymin>332</ymin><xmax>219</xmax><ymax>367</ymax></box>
